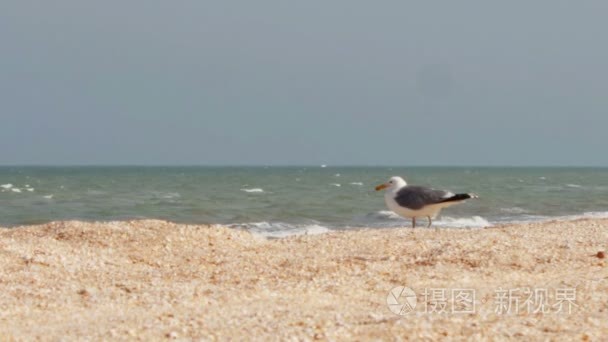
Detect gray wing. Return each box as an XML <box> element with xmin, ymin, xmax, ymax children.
<box><xmin>393</xmin><ymin>186</ymin><xmax>453</xmax><ymax>210</ymax></box>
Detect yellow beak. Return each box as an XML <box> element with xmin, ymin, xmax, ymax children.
<box><xmin>375</xmin><ymin>183</ymin><xmax>388</xmax><ymax>191</ymax></box>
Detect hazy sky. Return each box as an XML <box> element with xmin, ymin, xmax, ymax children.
<box><xmin>1</xmin><ymin>1</ymin><xmax>607</xmax><ymax>166</ymax></box>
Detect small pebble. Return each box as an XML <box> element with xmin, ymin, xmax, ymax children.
<box><xmin>597</xmin><ymin>251</ymin><xmax>605</xmax><ymax>259</ymax></box>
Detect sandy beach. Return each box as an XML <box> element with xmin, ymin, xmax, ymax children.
<box><xmin>0</xmin><ymin>219</ymin><xmax>606</xmax><ymax>340</ymax></box>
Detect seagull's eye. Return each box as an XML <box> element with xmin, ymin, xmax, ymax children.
<box><xmin>389</xmin><ymin>181</ymin><xmax>393</xmax><ymax>184</ymax></box>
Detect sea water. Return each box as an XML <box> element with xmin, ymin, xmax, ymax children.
<box><xmin>1</xmin><ymin>166</ymin><xmax>607</xmax><ymax>237</ymax></box>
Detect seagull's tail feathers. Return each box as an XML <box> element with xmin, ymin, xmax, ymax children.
<box><xmin>440</xmin><ymin>193</ymin><xmax>478</xmax><ymax>204</ymax></box>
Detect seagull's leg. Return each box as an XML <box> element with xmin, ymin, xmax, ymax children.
<box><xmin>412</xmin><ymin>217</ymin><xmax>416</xmax><ymax>228</ymax></box>
<box><xmin>427</xmin><ymin>216</ymin><xmax>432</xmax><ymax>228</ymax></box>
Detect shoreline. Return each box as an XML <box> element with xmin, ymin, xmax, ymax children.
<box><xmin>5</xmin><ymin>209</ymin><xmax>608</xmax><ymax>237</ymax></box>
<box><xmin>0</xmin><ymin>219</ymin><xmax>606</xmax><ymax>339</ymax></box>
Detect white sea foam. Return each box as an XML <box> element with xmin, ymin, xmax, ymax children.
<box><xmin>565</xmin><ymin>184</ymin><xmax>582</xmax><ymax>188</ymax></box>
<box><xmin>502</xmin><ymin>215</ymin><xmax>553</xmax><ymax>223</ymax></box>
<box><xmin>334</xmin><ymin>173</ymin><xmax>341</xmax><ymax>177</ymax></box>
<box><xmin>350</xmin><ymin>182</ymin><xmax>364</xmax><ymax>186</ymax></box>
<box><xmin>367</xmin><ymin>210</ymin><xmax>402</xmax><ymax>221</ymax></box>
<box><xmin>11</xmin><ymin>188</ymin><xmax>21</xmax><ymax>193</ymax></box>
<box><xmin>233</xmin><ymin>222</ymin><xmax>330</xmax><ymax>238</ymax></box>
<box><xmin>434</xmin><ymin>216</ymin><xmax>491</xmax><ymax>228</ymax></box>
<box><xmin>26</xmin><ymin>188</ymin><xmax>34</xmax><ymax>192</ymax></box>
<box><xmin>321</xmin><ymin>164</ymin><xmax>327</xmax><ymax>168</ymax></box>
<box><xmin>526</xmin><ymin>212</ymin><xmax>608</xmax><ymax>225</ymax></box>
<box><xmin>330</xmin><ymin>183</ymin><xmax>341</xmax><ymax>187</ymax></box>
<box><xmin>44</xmin><ymin>195</ymin><xmax>54</xmax><ymax>199</ymax></box>
<box><xmin>162</xmin><ymin>192</ymin><xmax>181</xmax><ymax>199</ymax></box>
<box><xmin>500</xmin><ymin>207</ymin><xmax>530</xmax><ymax>214</ymax></box>
<box><xmin>367</xmin><ymin>211</ymin><xmax>490</xmax><ymax>228</ymax></box>
<box><xmin>241</xmin><ymin>188</ymin><xmax>264</xmax><ymax>193</ymax></box>
<box><xmin>571</xmin><ymin>211</ymin><xmax>608</xmax><ymax>220</ymax></box>
<box><xmin>493</xmin><ymin>211</ymin><xmax>608</xmax><ymax>225</ymax></box>
<box><xmin>1</xmin><ymin>184</ymin><xmax>13</xmax><ymax>189</ymax></box>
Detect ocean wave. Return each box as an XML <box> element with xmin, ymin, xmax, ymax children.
<box><xmin>241</xmin><ymin>188</ymin><xmax>264</xmax><ymax>193</ymax></box>
<box><xmin>350</xmin><ymin>182</ymin><xmax>364</xmax><ymax>186</ymax></box>
<box><xmin>565</xmin><ymin>184</ymin><xmax>582</xmax><ymax>188</ymax></box>
<box><xmin>231</xmin><ymin>222</ymin><xmax>330</xmax><ymax>238</ymax></box>
<box><xmin>1</xmin><ymin>184</ymin><xmax>13</xmax><ymax>189</ymax></box>
<box><xmin>44</xmin><ymin>195</ymin><xmax>54</xmax><ymax>199</ymax></box>
<box><xmin>330</xmin><ymin>183</ymin><xmax>341</xmax><ymax>187</ymax></box>
<box><xmin>11</xmin><ymin>188</ymin><xmax>22</xmax><ymax>193</ymax></box>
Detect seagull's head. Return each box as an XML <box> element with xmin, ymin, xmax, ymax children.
<box><xmin>375</xmin><ymin>176</ymin><xmax>407</xmax><ymax>191</ymax></box>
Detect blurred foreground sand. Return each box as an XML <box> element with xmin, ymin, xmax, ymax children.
<box><xmin>0</xmin><ymin>219</ymin><xmax>606</xmax><ymax>340</ymax></box>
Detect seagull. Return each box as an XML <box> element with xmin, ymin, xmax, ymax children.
<box><xmin>375</xmin><ymin>176</ymin><xmax>478</xmax><ymax>228</ymax></box>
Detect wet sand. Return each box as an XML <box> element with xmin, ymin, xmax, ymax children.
<box><xmin>0</xmin><ymin>219</ymin><xmax>606</xmax><ymax>340</ymax></box>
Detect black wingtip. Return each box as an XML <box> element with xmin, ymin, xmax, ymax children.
<box><xmin>440</xmin><ymin>193</ymin><xmax>478</xmax><ymax>203</ymax></box>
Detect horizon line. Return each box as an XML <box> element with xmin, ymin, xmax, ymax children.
<box><xmin>0</xmin><ymin>164</ymin><xmax>607</xmax><ymax>168</ymax></box>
